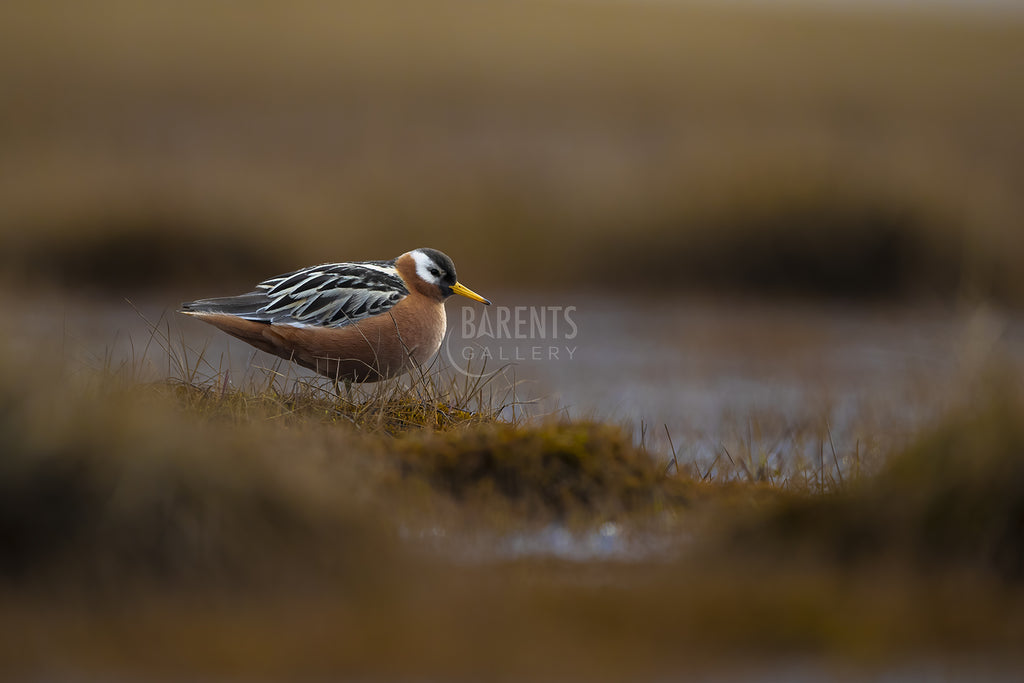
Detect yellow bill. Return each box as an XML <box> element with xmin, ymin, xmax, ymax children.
<box><xmin>451</xmin><ymin>281</ymin><xmax>491</xmax><ymax>305</ymax></box>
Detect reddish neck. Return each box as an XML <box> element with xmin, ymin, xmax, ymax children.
<box><xmin>395</xmin><ymin>252</ymin><xmax>445</xmax><ymax>302</ymax></box>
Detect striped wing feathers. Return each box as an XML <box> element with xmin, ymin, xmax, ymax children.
<box><xmin>184</xmin><ymin>261</ymin><xmax>409</xmax><ymax>328</ymax></box>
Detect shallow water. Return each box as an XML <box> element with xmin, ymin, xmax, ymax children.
<box><xmin>403</xmin><ymin>519</ymin><xmax>683</xmax><ymax>564</ymax></box>
<box><xmin>440</xmin><ymin>293</ymin><xmax>1021</xmax><ymax>475</ymax></box>
<box><xmin>15</xmin><ymin>290</ymin><xmax>1024</xmax><ymax>471</ymax></box>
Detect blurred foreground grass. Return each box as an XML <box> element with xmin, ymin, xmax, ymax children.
<box><xmin>2</xmin><ymin>340</ymin><xmax>1024</xmax><ymax>679</ymax></box>
<box><xmin>1</xmin><ymin>1</ymin><xmax>1023</xmax><ymax>302</ymax></box>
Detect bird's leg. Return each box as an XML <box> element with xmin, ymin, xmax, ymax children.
<box><xmin>331</xmin><ymin>375</ymin><xmax>354</xmax><ymax>401</ymax></box>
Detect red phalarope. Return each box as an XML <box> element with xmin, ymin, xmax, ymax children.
<box><xmin>180</xmin><ymin>248</ymin><xmax>490</xmax><ymax>382</ymax></box>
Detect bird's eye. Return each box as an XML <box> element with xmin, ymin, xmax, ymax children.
<box><xmin>429</xmin><ymin>268</ymin><xmax>440</xmax><ymax>277</ymax></box>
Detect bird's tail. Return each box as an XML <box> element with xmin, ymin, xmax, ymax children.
<box><xmin>180</xmin><ymin>292</ymin><xmax>271</xmax><ymax>319</ymax></box>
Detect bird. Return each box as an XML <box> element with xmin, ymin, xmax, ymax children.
<box><xmin>180</xmin><ymin>247</ymin><xmax>490</xmax><ymax>383</ymax></box>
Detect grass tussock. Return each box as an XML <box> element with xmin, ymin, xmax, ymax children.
<box><xmin>165</xmin><ymin>370</ymin><xmax>501</xmax><ymax>434</ymax></box>
<box><xmin>394</xmin><ymin>421</ymin><xmax>688</xmax><ymax>522</ymax></box>
<box><xmin>722</xmin><ymin>384</ymin><xmax>1024</xmax><ymax>582</ymax></box>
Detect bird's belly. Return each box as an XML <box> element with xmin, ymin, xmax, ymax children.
<box><xmin>262</xmin><ymin>300</ymin><xmax>447</xmax><ymax>382</ymax></box>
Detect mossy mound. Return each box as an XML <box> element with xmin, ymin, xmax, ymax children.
<box><xmin>726</xmin><ymin>389</ymin><xmax>1024</xmax><ymax>580</ymax></box>
<box><xmin>395</xmin><ymin>422</ymin><xmax>682</xmax><ymax>520</ymax></box>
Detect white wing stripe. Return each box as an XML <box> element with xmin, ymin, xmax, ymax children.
<box><xmin>240</xmin><ymin>260</ymin><xmax>408</xmax><ymax>328</ymax></box>
<box><xmin>358</xmin><ymin>263</ymin><xmax>400</xmax><ymax>277</ymax></box>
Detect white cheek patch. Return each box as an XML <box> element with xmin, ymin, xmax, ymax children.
<box><xmin>411</xmin><ymin>250</ymin><xmax>439</xmax><ymax>284</ymax></box>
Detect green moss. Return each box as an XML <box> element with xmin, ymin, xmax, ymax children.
<box><xmin>394</xmin><ymin>421</ymin><xmax>685</xmax><ymax>520</ymax></box>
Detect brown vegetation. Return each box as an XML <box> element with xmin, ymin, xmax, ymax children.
<box><xmin>2</xmin><ymin>339</ymin><xmax>1024</xmax><ymax>678</ymax></box>
<box><xmin>1</xmin><ymin>2</ymin><xmax>1022</xmax><ymax>302</ymax></box>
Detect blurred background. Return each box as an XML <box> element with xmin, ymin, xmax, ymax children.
<box><xmin>2</xmin><ymin>0</ymin><xmax>1022</xmax><ymax>298</ymax></box>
